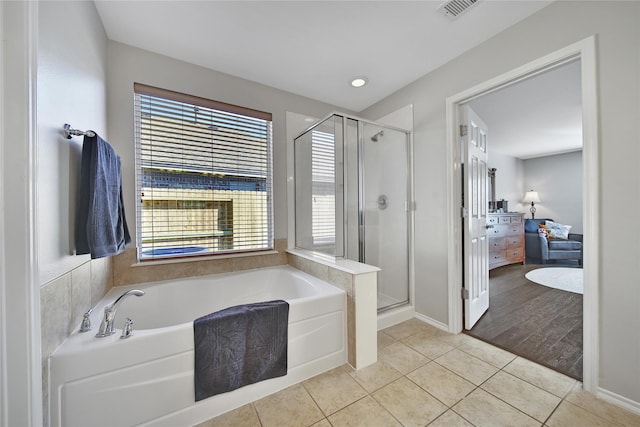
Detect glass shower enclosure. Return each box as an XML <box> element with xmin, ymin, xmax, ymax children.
<box><xmin>294</xmin><ymin>113</ymin><xmax>412</xmax><ymax>312</ymax></box>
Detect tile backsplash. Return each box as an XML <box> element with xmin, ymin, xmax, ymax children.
<box><xmin>40</xmin><ymin>256</ymin><xmax>113</xmax><ymax>427</ymax></box>
<box><xmin>40</xmin><ymin>256</ymin><xmax>113</xmax><ymax>359</ymax></box>
<box><xmin>111</xmin><ymin>239</ymin><xmax>288</xmax><ymax>286</ymax></box>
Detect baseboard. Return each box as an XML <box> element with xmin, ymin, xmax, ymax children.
<box><xmin>597</xmin><ymin>387</ymin><xmax>640</xmax><ymax>416</ymax></box>
<box><xmin>414</xmin><ymin>312</ymin><xmax>450</xmax><ymax>333</ymax></box>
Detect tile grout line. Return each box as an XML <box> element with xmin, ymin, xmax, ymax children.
<box><xmin>368</xmin><ymin>385</ymin><xmax>417</xmax><ymax>427</ymax></box>
<box><xmin>388</xmin><ymin>329</ymin><xmax>575</xmax><ymax>425</ymax></box>
<box><xmin>207</xmin><ymin>321</ymin><xmax>636</xmax><ymax>426</ymax></box>
<box><xmin>249</xmin><ymin>401</ymin><xmax>265</xmax><ymax>427</ymax></box>
<box><xmin>474</xmin><ymin>369</ymin><xmax>553</xmax><ymax>425</ymax></box>
<box><xmin>427</xmin><ymin>334</ymin><xmax>621</xmax><ymax>426</ymax></box>
<box><xmin>541</xmin><ymin>399</ymin><xmax>564</xmax><ymax>427</ymax></box>
<box><xmin>299</xmin><ymin>377</ymin><xmax>338</xmax><ymax>421</ymax></box>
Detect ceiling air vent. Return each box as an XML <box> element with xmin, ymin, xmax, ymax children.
<box><xmin>438</xmin><ymin>0</ymin><xmax>479</xmax><ymax>19</ymax></box>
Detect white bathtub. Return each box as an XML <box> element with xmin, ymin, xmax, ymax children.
<box><xmin>49</xmin><ymin>266</ymin><xmax>346</xmax><ymax>427</ymax></box>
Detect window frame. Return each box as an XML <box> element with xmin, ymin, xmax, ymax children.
<box><xmin>133</xmin><ymin>83</ymin><xmax>274</xmax><ymax>261</ymax></box>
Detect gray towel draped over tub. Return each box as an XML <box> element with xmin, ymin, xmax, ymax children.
<box><xmin>75</xmin><ymin>134</ymin><xmax>130</xmax><ymax>259</ymax></box>
<box><xmin>193</xmin><ymin>300</ymin><xmax>289</xmax><ymax>401</ymax></box>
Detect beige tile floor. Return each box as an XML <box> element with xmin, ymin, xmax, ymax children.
<box><xmin>196</xmin><ymin>319</ymin><xmax>640</xmax><ymax>427</ymax></box>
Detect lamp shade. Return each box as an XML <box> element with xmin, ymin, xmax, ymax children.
<box><xmin>523</xmin><ymin>190</ymin><xmax>541</xmax><ymax>204</ymax></box>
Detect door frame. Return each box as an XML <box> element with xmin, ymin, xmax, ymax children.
<box><xmin>1</xmin><ymin>1</ymin><xmax>42</xmax><ymax>424</ymax></box>
<box><xmin>445</xmin><ymin>36</ymin><xmax>599</xmax><ymax>393</ymax></box>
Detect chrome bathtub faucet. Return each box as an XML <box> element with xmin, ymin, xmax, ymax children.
<box><xmin>95</xmin><ymin>289</ymin><xmax>145</xmax><ymax>338</ymax></box>
<box><xmin>79</xmin><ymin>308</ymin><xmax>93</xmax><ymax>332</ymax></box>
<box><xmin>120</xmin><ymin>318</ymin><xmax>134</xmax><ymax>339</ymax></box>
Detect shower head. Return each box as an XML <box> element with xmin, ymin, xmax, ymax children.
<box><xmin>371</xmin><ymin>130</ymin><xmax>384</xmax><ymax>142</ymax></box>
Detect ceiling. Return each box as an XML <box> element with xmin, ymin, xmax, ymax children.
<box><xmin>94</xmin><ymin>0</ymin><xmax>553</xmax><ymax>112</ymax></box>
<box><xmin>469</xmin><ymin>59</ymin><xmax>583</xmax><ymax>159</ymax></box>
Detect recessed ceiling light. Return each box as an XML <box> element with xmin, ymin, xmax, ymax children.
<box><xmin>350</xmin><ymin>77</ymin><xmax>368</xmax><ymax>88</ymax></box>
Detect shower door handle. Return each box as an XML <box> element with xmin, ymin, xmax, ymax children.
<box><xmin>377</xmin><ymin>195</ymin><xmax>389</xmax><ymax>210</ymax></box>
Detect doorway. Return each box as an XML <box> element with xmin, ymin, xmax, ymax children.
<box><xmin>446</xmin><ymin>37</ymin><xmax>599</xmax><ymax>392</ymax></box>
<box><xmin>461</xmin><ymin>59</ymin><xmax>584</xmax><ymax>380</ymax></box>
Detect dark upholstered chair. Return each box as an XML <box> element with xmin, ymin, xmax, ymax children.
<box><xmin>524</xmin><ymin>218</ymin><xmax>583</xmax><ymax>265</ymax></box>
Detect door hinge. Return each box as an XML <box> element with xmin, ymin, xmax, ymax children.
<box><xmin>461</xmin><ymin>288</ymin><xmax>469</xmax><ymax>299</ymax></box>
<box><xmin>460</xmin><ymin>125</ymin><xmax>468</xmax><ymax>137</ymax></box>
<box><xmin>461</xmin><ymin>207</ymin><xmax>468</xmax><ymax>218</ymax></box>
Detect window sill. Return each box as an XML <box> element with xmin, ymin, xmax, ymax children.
<box><xmin>131</xmin><ymin>249</ymin><xmax>279</xmax><ymax>268</ymax></box>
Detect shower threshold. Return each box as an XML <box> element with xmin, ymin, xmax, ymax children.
<box><xmin>377</xmin><ymin>299</ymin><xmax>410</xmax><ymax>314</ymax></box>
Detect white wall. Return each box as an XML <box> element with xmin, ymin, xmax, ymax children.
<box><xmin>37</xmin><ymin>1</ymin><xmax>108</xmax><ymax>285</ymax></box>
<box><xmin>487</xmin><ymin>150</ymin><xmax>524</xmax><ymax>213</ymax></box>
<box><xmin>107</xmin><ymin>42</ymin><xmax>347</xmax><ymax>246</ymax></box>
<box><xmin>362</xmin><ymin>1</ymin><xmax>640</xmax><ymax>403</ymax></box>
<box><xmin>524</xmin><ymin>151</ymin><xmax>583</xmax><ymax>233</ymax></box>
<box><xmin>483</xmin><ymin>149</ymin><xmax>583</xmax><ymax>234</ymax></box>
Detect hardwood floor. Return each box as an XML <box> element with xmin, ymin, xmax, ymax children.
<box><xmin>465</xmin><ymin>263</ymin><xmax>583</xmax><ymax>380</ymax></box>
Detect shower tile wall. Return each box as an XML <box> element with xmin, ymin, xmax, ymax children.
<box><xmin>287</xmin><ymin>252</ymin><xmax>377</xmax><ymax>369</ymax></box>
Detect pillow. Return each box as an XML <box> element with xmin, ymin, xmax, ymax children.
<box><xmin>524</xmin><ymin>219</ymin><xmax>540</xmax><ymax>233</ymax></box>
<box><xmin>545</xmin><ymin>220</ymin><xmax>572</xmax><ymax>240</ymax></box>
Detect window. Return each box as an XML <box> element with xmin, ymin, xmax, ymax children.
<box><xmin>311</xmin><ymin>130</ymin><xmax>336</xmax><ymax>246</ymax></box>
<box><xmin>134</xmin><ymin>83</ymin><xmax>273</xmax><ymax>260</ymax></box>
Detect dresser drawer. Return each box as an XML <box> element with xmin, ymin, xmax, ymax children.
<box><xmin>489</xmin><ymin>251</ymin><xmax>507</xmax><ymax>265</ymax></box>
<box><xmin>505</xmin><ymin>224</ymin><xmax>523</xmax><ymax>236</ymax></box>
<box><xmin>508</xmin><ymin>215</ymin><xmax>522</xmax><ymax>224</ymax></box>
<box><xmin>498</xmin><ymin>216</ymin><xmax>513</xmax><ymax>224</ymax></box>
<box><xmin>506</xmin><ymin>235</ymin><xmax>523</xmax><ymax>248</ymax></box>
<box><xmin>505</xmin><ymin>247</ymin><xmax>524</xmax><ymax>262</ymax></box>
<box><xmin>487</xmin><ymin>216</ymin><xmax>499</xmax><ymax>226</ymax></box>
<box><xmin>490</xmin><ymin>237</ymin><xmax>507</xmax><ymax>250</ymax></box>
<box><xmin>488</xmin><ymin>225</ymin><xmax>508</xmax><ymax>237</ymax></box>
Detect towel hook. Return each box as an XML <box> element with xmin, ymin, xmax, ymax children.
<box><xmin>64</xmin><ymin>123</ymin><xmax>96</xmax><ymax>139</ymax></box>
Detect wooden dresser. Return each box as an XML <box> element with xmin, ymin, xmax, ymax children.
<box><xmin>487</xmin><ymin>213</ymin><xmax>525</xmax><ymax>270</ymax></box>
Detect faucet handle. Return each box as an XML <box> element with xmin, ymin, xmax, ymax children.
<box><xmin>120</xmin><ymin>317</ymin><xmax>134</xmax><ymax>339</ymax></box>
<box><xmin>79</xmin><ymin>308</ymin><xmax>93</xmax><ymax>333</ymax></box>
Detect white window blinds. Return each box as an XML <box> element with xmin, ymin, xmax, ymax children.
<box><xmin>311</xmin><ymin>130</ymin><xmax>336</xmax><ymax>245</ymax></box>
<box><xmin>134</xmin><ymin>83</ymin><xmax>273</xmax><ymax>260</ymax></box>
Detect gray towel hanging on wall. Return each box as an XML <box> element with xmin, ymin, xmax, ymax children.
<box><xmin>75</xmin><ymin>133</ymin><xmax>130</xmax><ymax>258</ymax></box>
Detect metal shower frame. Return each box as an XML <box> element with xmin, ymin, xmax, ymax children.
<box><xmin>293</xmin><ymin>111</ymin><xmax>415</xmax><ymax>311</ymax></box>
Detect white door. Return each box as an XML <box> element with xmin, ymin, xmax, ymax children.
<box><xmin>462</xmin><ymin>105</ymin><xmax>490</xmax><ymax>329</ymax></box>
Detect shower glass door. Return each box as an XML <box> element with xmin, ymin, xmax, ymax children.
<box><xmin>294</xmin><ymin>115</ymin><xmax>344</xmax><ymax>257</ymax></box>
<box><xmin>294</xmin><ymin>113</ymin><xmax>411</xmax><ymax>313</ymax></box>
<box><xmin>361</xmin><ymin>123</ymin><xmax>410</xmax><ymax>311</ymax></box>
